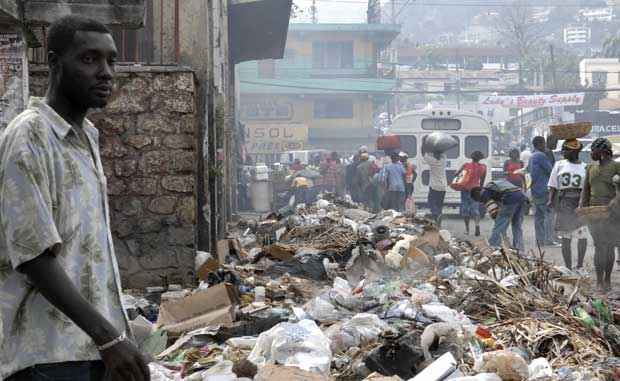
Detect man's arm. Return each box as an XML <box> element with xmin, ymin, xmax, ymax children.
<box><xmin>580</xmin><ymin>169</ymin><xmax>591</xmax><ymax>208</ymax></box>
<box><xmin>19</xmin><ymin>252</ymin><xmax>150</xmax><ymax>381</ymax></box>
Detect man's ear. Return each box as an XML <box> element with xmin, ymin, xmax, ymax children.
<box><xmin>48</xmin><ymin>50</ymin><xmax>60</xmax><ymax>71</ymax></box>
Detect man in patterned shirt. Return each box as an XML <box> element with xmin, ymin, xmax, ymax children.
<box><xmin>0</xmin><ymin>16</ymin><xmax>149</xmax><ymax>380</ymax></box>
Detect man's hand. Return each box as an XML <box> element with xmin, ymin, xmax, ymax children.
<box><xmin>547</xmin><ymin>200</ymin><xmax>554</xmax><ymax>208</ymax></box>
<box><xmin>100</xmin><ymin>340</ymin><xmax>150</xmax><ymax>381</ymax></box>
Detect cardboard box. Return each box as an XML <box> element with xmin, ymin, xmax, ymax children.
<box><xmin>156</xmin><ymin>283</ymin><xmax>239</xmax><ymax>336</ymax></box>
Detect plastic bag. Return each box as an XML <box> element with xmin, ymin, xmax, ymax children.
<box><xmin>148</xmin><ymin>363</ymin><xmax>180</xmax><ymax>381</ymax></box>
<box><xmin>304</xmin><ymin>296</ymin><xmax>344</xmax><ymax>322</ymax></box>
<box><xmin>528</xmin><ymin>358</ymin><xmax>553</xmax><ymax>379</ymax></box>
<box><xmin>248</xmin><ymin>319</ymin><xmax>332</xmax><ymax>375</ymax></box>
<box><xmin>422</xmin><ymin>303</ymin><xmax>472</xmax><ymax>326</ymax></box>
<box><xmin>450</xmin><ymin>374</ymin><xmax>502</xmax><ymax>381</ymax></box>
<box><xmin>423</xmin><ymin>132</ymin><xmax>458</xmax><ymax>154</ymax></box>
<box><xmin>326</xmin><ymin>313</ymin><xmax>388</xmax><ymax>353</ymax></box>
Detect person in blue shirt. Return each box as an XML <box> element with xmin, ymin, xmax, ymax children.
<box><xmin>381</xmin><ymin>153</ymin><xmax>406</xmax><ymax>211</ymax></box>
<box><xmin>471</xmin><ymin>179</ymin><xmax>528</xmax><ymax>252</ymax></box>
<box><xmin>528</xmin><ymin>136</ymin><xmax>556</xmax><ymax>247</ymax></box>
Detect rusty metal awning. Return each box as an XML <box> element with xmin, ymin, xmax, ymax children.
<box><xmin>229</xmin><ymin>0</ymin><xmax>292</xmax><ymax>64</ymax></box>
<box><xmin>0</xmin><ymin>0</ymin><xmax>144</xmax><ymax>28</ymax></box>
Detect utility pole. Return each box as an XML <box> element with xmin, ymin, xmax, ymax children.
<box><xmin>391</xmin><ymin>0</ymin><xmax>396</xmax><ymax>23</ymax></box>
<box><xmin>311</xmin><ymin>0</ymin><xmax>317</xmax><ymax>24</ymax></box>
<box><xmin>549</xmin><ymin>43</ymin><xmax>558</xmax><ymax>91</ymax></box>
<box><xmin>456</xmin><ymin>48</ymin><xmax>461</xmax><ymax>110</ymax></box>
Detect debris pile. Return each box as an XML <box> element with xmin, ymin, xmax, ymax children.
<box><xmin>125</xmin><ymin>197</ymin><xmax>620</xmax><ymax>380</ymax></box>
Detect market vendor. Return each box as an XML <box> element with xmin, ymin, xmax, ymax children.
<box><xmin>548</xmin><ymin>139</ymin><xmax>588</xmax><ymax>270</ymax></box>
<box><xmin>470</xmin><ymin>179</ymin><xmax>528</xmax><ymax>252</ymax></box>
<box><xmin>580</xmin><ymin>137</ymin><xmax>620</xmax><ymax>291</ymax></box>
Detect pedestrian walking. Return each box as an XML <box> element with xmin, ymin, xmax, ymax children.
<box><xmin>400</xmin><ymin>151</ymin><xmax>417</xmax><ymax>211</ymax></box>
<box><xmin>580</xmin><ymin>138</ymin><xmax>620</xmax><ymax>291</ymax></box>
<box><xmin>548</xmin><ymin>139</ymin><xmax>588</xmax><ymax>270</ymax></box>
<box><xmin>321</xmin><ymin>152</ymin><xmax>343</xmax><ymax>195</ymax></box>
<box><xmin>381</xmin><ymin>153</ymin><xmax>407</xmax><ymax>211</ymax></box>
<box><xmin>456</xmin><ymin>151</ymin><xmax>487</xmax><ymax>236</ymax></box>
<box><xmin>529</xmin><ymin>136</ymin><xmax>557</xmax><ymax>247</ymax></box>
<box><xmin>0</xmin><ymin>16</ymin><xmax>149</xmax><ymax>381</ymax></box>
<box><xmin>504</xmin><ymin>148</ymin><xmax>525</xmax><ymax>189</ymax></box>
<box><xmin>471</xmin><ymin>179</ymin><xmax>528</xmax><ymax>252</ymax></box>
<box><xmin>422</xmin><ymin>146</ymin><xmax>447</xmax><ymax>226</ymax></box>
<box><xmin>354</xmin><ymin>153</ymin><xmax>375</xmax><ymax>209</ymax></box>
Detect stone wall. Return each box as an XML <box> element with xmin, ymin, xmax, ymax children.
<box><xmin>29</xmin><ymin>66</ymin><xmax>197</xmax><ymax>288</ymax></box>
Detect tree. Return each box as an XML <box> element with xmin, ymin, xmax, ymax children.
<box><xmin>603</xmin><ymin>35</ymin><xmax>620</xmax><ymax>58</ymax></box>
<box><xmin>494</xmin><ymin>0</ymin><xmax>545</xmax><ymax>87</ymax></box>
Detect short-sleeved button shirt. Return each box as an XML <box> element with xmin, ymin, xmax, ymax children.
<box><xmin>0</xmin><ymin>97</ymin><xmax>128</xmax><ymax>378</ymax></box>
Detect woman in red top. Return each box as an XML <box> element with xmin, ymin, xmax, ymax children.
<box><xmin>503</xmin><ymin>148</ymin><xmax>525</xmax><ymax>189</ymax></box>
<box><xmin>456</xmin><ymin>151</ymin><xmax>487</xmax><ymax>236</ymax></box>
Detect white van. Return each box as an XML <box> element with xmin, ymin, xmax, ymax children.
<box><xmin>389</xmin><ymin>109</ymin><xmax>492</xmax><ymax>207</ymax></box>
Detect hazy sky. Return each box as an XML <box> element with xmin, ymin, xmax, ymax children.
<box><xmin>293</xmin><ymin>0</ymin><xmax>374</xmax><ymax>23</ymax></box>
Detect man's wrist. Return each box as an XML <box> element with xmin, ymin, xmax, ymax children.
<box><xmin>91</xmin><ymin>323</ymin><xmax>122</xmax><ymax>346</ymax></box>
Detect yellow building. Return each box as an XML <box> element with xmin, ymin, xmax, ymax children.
<box><xmin>239</xmin><ymin>23</ymin><xmax>399</xmax><ymax>155</ymax></box>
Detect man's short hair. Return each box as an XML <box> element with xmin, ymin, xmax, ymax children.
<box><xmin>47</xmin><ymin>15</ymin><xmax>111</xmax><ymax>57</ymax></box>
<box><xmin>532</xmin><ymin>136</ymin><xmax>545</xmax><ymax>148</ymax></box>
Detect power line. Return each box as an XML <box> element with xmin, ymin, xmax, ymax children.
<box><xmin>241</xmin><ymin>79</ymin><xmax>615</xmax><ymax>94</ymax></box>
<box><xmin>313</xmin><ymin>0</ymin><xmax>617</xmax><ymax>6</ymax></box>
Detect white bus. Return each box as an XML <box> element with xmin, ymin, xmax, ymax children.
<box><xmin>389</xmin><ymin>109</ymin><xmax>492</xmax><ymax>207</ymax></box>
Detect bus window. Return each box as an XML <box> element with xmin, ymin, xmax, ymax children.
<box><xmin>465</xmin><ymin>136</ymin><xmax>489</xmax><ymax>158</ymax></box>
<box><xmin>422</xmin><ymin>135</ymin><xmax>459</xmax><ymax>159</ymax></box>
<box><xmin>421</xmin><ymin>118</ymin><xmax>462</xmax><ymax>130</ymax></box>
<box><xmin>398</xmin><ymin>135</ymin><xmax>417</xmax><ymax>157</ymax></box>
<box><xmin>445</xmin><ymin>136</ymin><xmax>459</xmax><ymax>159</ymax></box>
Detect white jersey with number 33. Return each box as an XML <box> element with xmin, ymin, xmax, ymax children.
<box><xmin>548</xmin><ymin>159</ymin><xmax>587</xmax><ymax>190</ymax></box>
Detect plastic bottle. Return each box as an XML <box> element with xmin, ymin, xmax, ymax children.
<box><xmin>254</xmin><ymin>286</ymin><xmax>266</xmax><ymax>303</ymax></box>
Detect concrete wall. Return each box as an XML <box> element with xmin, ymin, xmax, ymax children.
<box><xmin>30</xmin><ymin>66</ymin><xmax>198</xmax><ymax>288</ymax></box>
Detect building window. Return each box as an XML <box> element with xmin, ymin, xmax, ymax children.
<box><xmin>592</xmin><ymin>71</ymin><xmax>608</xmax><ymax>89</ymax></box>
<box><xmin>314</xmin><ymin>99</ymin><xmax>354</xmax><ymax>118</ymax></box>
<box><xmin>312</xmin><ymin>41</ymin><xmax>354</xmax><ymax>69</ymax></box>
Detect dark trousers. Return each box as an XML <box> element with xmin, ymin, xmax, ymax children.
<box><xmin>428</xmin><ymin>188</ymin><xmax>446</xmax><ymax>220</ymax></box>
<box><xmin>7</xmin><ymin>361</ymin><xmax>106</xmax><ymax>381</ymax></box>
<box><xmin>383</xmin><ymin>191</ymin><xmax>406</xmax><ymax>211</ymax></box>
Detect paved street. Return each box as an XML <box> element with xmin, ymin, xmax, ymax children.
<box><xmin>441</xmin><ymin>213</ymin><xmax>620</xmax><ymax>289</ymax></box>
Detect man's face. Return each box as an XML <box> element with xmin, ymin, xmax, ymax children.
<box><xmin>55</xmin><ymin>31</ymin><xmax>117</xmax><ymax>109</ymax></box>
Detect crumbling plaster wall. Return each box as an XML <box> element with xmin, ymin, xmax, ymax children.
<box><xmin>29</xmin><ymin>66</ymin><xmax>198</xmax><ymax>288</ymax></box>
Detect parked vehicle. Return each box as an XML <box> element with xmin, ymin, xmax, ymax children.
<box><xmin>388</xmin><ymin>108</ymin><xmax>492</xmax><ymax>207</ymax></box>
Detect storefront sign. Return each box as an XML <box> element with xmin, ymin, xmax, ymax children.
<box><xmin>0</xmin><ymin>33</ymin><xmax>28</xmax><ymax>131</ymax></box>
<box><xmin>241</xmin><ymin>99</ymin><xmax>294</xmax><ymax>121</ymax></box>
<box><xmin>575</xmin><ymin>111</ymin><xmax>620</xmax><ymax>136</ymax></box>
<box><xmin>479</xmin><ymin>93</ymin><xmax>585</xmax><ymax>108</ymax></box>
<box><xmin>245</xmin><ymin>124</ymin><xmax>308</xmax><ymax>153</ymax></box>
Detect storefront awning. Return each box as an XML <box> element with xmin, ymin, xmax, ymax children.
<box><xmin>229</xmin><ymin>0</ymin><xmax>292</xmax><ymax>64</ymax></box>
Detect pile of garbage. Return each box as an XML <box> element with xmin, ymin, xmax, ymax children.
<box><xmin>123</xmin><ymin>196</ymin><xmax>620</xmax><ymax>381</ymax></box>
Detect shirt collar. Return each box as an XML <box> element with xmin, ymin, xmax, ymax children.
<box><xmin>28</xmin><ymin>97</ymin><xmax>97</xmax><ymax>141</ymax></box>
